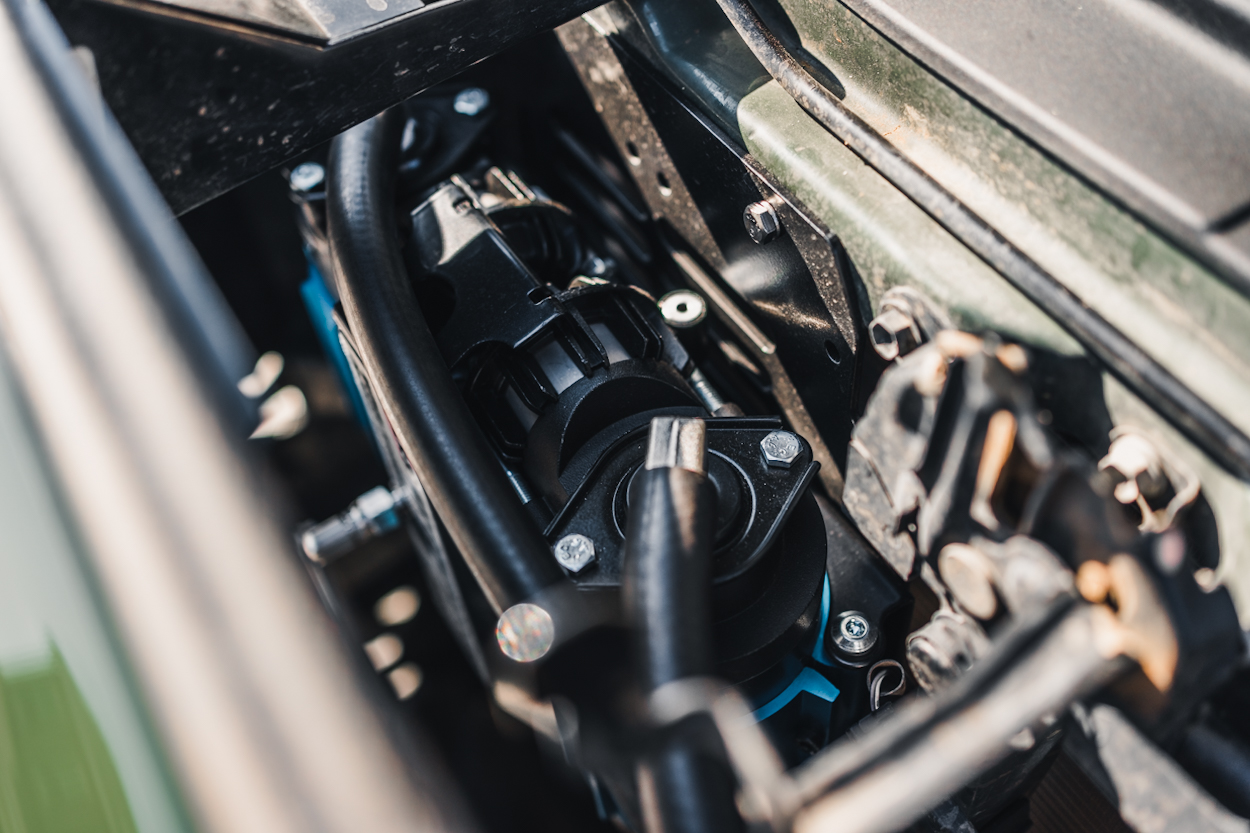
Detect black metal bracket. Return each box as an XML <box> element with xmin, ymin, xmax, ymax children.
<box><xmin>46</xmin><ymin>0</ymin><xmax>601</xmax><ymax>212</ymax></box>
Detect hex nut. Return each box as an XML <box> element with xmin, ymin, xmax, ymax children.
<box><xmin>869</xmin><ymin>307</ymin><xmax>920</xmax><ymax>361</ymax></box>
<box><xmin>760</xmin><ymin>430</ymin><xmax>802</xmax><ymax>468</ymax></box>
<box><xmin>743</xmin><ymin>200</ymin><xmax>781</xmax><ymax>244</ymax></box>
<box><xmin>553</xmin><ymin>533</ymin><xmax>596</xmax><ymax>573</ymax></box>
<box><xmin>453</xmin><ymin>87</ymin><xmax>491</xmax><ymax>117</ymax></box>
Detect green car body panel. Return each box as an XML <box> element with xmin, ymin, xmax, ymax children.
<box><xmin>0</xmin><ymin>350</ymin><xmax>194</xmax><ymax>833</ymax></box>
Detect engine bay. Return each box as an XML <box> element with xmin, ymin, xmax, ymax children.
<box><xmin>136</xmin><ymin>7</ymin><xmax>1250</xmax><ymax>833</ymax></box>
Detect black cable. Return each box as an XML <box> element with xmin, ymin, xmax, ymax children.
<box><xmin>624</xmin><ymin>418</ymin><xmax>743</xmax><ymax>833</ymax></box>
<box><xmin>326</xmin><ymin>109</ymin><xmax>563</xmax><ymax>615</ymax></box>
<box><xmin>712</xmin><ymin>0</ymin><xmax>1250</xmax><ymax>483</ymax></box>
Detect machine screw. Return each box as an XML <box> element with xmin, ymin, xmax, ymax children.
<box><xmin>553</xmin><ymin>533</ymin><xmax>596</xmax><ymax>573</ymax></box>
<box><xmin>760</xmin><ymin>430</ymin><xmax>802</xmax><ymax>468</ymax></box>
<box><xmin>842</xmin><ymin>615</ymin><xmax>870</xmax><ymax>640</ymax></box>
<box><xmin>658</xmin><ymin>289</ymin><xmax>707</xmax><ymax>328</ymax></box>
<box><xmin>743</xmin><ymin>200</ymin><xmax>781</xmax><ymax>244</ymax></box>
<box><xmin>288</xmin><ymin>161</ymin><xmax>325</xmax><ymax>192</ymax></box>
<box><xmin>831</xmin><ymin>610</ymin><xmax>878</xmax><ymax>664</ymax></box>
<box><xmin>453</xmin><ymin>87</ymin><xmax>491</xmax><ymax>117</ymax></box>
<box><xmin>869</xmin><ymin>307</ymin><xmax>920</xmax><ymax>361</ymax></box>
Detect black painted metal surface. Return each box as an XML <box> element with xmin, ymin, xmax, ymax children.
<box><xmin>557</xmin><ymin>19</ymin><xmax>864</xmax><ymax>497</ymax></box>
<box><xmin>46</xmin><ymin>0</ymin><xmax>600</xmax><ymax>213</ymax></box>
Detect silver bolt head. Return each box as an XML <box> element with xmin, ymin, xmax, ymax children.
<box><xmin>289</xmin><ymin>161</ymin><xmax>325</xmax><ymax>192</ymax></box>
<box><xmin>743</xmin><ymin>200</ymin><xmax>781</xmax><ymax>244</ymax></box>
<box><xmin>841</xmin><ymin>615</ymin><xmax>870</xmax><ymax>641</ymax></box>
<box><xmin>760</xmin><ymin>430</ymin><xmax>802</xmax><ymax>468</ymax></box>
<box><xmin>553</xmin><ymin>533</ymin><xmax>596</xmax><ymax>573</ymax></box>
<box><xmin>831</xmin><ymin>610</ymin><xmax>878</xmax><ymax>663</ymax></box>
<box><xmin>453</xmin><ymin>87</ymin><xmax>491</xmax><ymax>117</ymax></box>
<box><xmin>869</xmin><ymin>307</ymin><xmax>919</xmax><ymax>361</ymax></box>
<box><xmin>658</xmin><ymin>290</ymin><xmax>707</xmax><ymax>328</ymax></box>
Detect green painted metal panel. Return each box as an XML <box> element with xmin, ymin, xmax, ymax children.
<box><xmin>0</xmin><ymin>346</ymin><xmax>194</xmax><ymax>833</ymax></box>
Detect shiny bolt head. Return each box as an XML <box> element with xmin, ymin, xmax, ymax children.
<box><xmin>743</xmin><ymin>200</ymin><xmax>781</xmax><ymax>244</ymax></box>
<box><xmin>453</xmin><ymin>87</ymin><xmax>491</xmax><ymax>117</ymax></box>
<box><xmin>658</xmin><ymin>289</ymin><xmax>707</xmax><ymax>328</ymax></box>
<box><xmin>841</xmin><ymin>615</ymin><xmax>869</xmax><ymax>641</ymax></box>
<box><xmin>288</xmin><ymin>161</ymin><xmax>325</xmax><ymax>192</ymax></box>
<box><xmin>553</xmin><ymin>533</ymin><xmax>596</xmax><ymax>573</ymax></box>
<box><xmin>869</xmin><ymin>307</ymin><xmax>919</xmax><ymax>361</ymax></box>
<box><xmin>831</xmin><ymin>610</ymin><xmax>878</xmax><ymax>663</ymax></box>
<box><xmin>760</xmin><ymin>430</ymin><xmax>802</xmax><ymax>468</ymax></box>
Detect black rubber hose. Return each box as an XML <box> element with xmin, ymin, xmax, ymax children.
<box><xmin>624</xmin><ymin>418</ymin><xmax>742</xmax><ymax>833</ymax></box>
<box><xmin>1176</xmin><ymin>723</ymin><xmax>1250</xmax><ymax>818</ymax></box>
<box><xmin>712</xmin><ymin>0</ymin><xmax>1250</xmax><ymax>484</ymax></box>
<box><xmin>626</xmin><ymin>465</ymin><xmax>717</xmax><ymax>689</ymax></box>
<box><xmin>326</xmin><ymin>110</ymin><xmax>563</xmax><ymax>615</ymax></box>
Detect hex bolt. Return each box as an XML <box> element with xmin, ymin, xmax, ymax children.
<box><xmin>869</xmin><ymin>306</ymin><xmax>920</xmax><ymax>361</ymax></box>
<box><xmin>743</xmin><ymin>200</ymin><xmax>781</xmax><ymax>244</ymax></box>
<box><xmin>760</xmin><ymin>430</ymin><xmax>802</xmax><ymax>468</ymax></box>
<box><xmin>658</xmin><ymin>289</ymin><xmax>707</xmax><ymax>328</ymax></box>
<box><xmin>553</xmin><ymin>533</ymin><xmax>596</xmax><ymax>573</ymax></box>
<box><xmin>831</xmin><ymin>610</ymin><xmax>878</xmax><ymax>664</ymax></box>
<box><xmin>288</xmin><ymin>161</ymin><xmax>325</xmax><ymax>193</ymax></box>
<box><xmin>453</xmin><ymin>87</ymin><xmax>491</xmax><ymax>117</ymax></box>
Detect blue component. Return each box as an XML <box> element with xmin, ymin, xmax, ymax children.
<box><xmin>300</xmin><ymin>262</ymin><xmax>370</xmax><ymax>428</ymax></box>
<box><xmin>751</xmin><ymin>667</ymin><xmax>840</xmax><ymax>722</ymax></box>
<box><xmin>812</xmin><ymin>575</ymin><xmax>834</xmax><ymax>666</ymax></box>
<box><xmin>750</xmin><ymin>575</ymin><xmax>839</xmax><ymax>722</ymax></box>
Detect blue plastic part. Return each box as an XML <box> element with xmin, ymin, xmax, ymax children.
<box><xmin>749</xmin><ymin>575</ymin><xmax>839</xmax><ymax>722</ymax></box>
<box><xmin>751</xmin><ymin>666</ymin><xmax>840</xmax><ymax>722</ymax></box>
<box><xmin>375</xmin><ymin>508</ymin><xmax>402</xmax><ymax>535</ymax></box>
<box><xmin>300</xmin><ymin>262</ymin><xmax>371</xmax><ymax>428</ymax></box>
<box><xmin>812</xmin><ymin>575</ymin><xmax>833</xmax><ymax>666</ymax></box>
